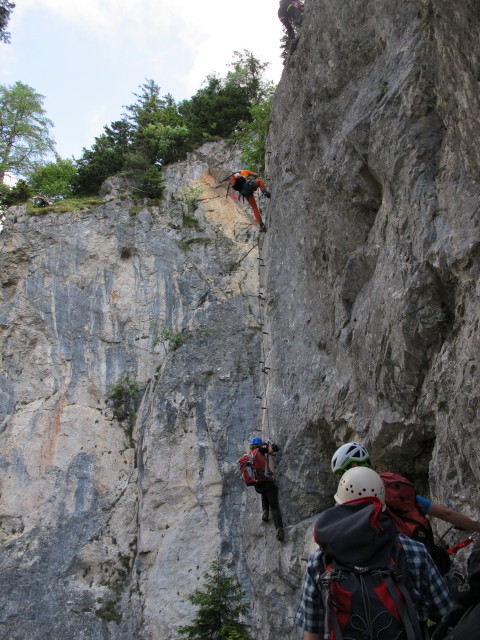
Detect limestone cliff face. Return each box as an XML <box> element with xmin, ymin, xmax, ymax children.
<box><xmin>1</xmin><ymin>1</ymin><xmax>480</xmax><ymax>639</ymax></box>
<box><xmin>0</xmin><ymin>141</ymin><xmax>268</xmax><ymax>639</ymax></box>
<box><xmin>259</xmin><ymin>2</ymin><xmax>480</xmax><ymax>634</ymax></box>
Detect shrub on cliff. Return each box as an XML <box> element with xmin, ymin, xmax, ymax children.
<box><xmin>28</xmin><ymin>157</ymin><xmax>77</xmax><ymax>198</ymax></box>
<box><xmin>0</xmin><ymin>179</ymin><xmax>32</xmax><ymax>206</ymax></box>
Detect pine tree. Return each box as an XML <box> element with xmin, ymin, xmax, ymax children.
<box><xmin>178</xmin><ymin>555</ymin><xmax>254</xmax><ymax>640</ymax></box>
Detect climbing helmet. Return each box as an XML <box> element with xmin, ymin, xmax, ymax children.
<box><xmin>334</xmin><ymin>466</ymin><xmax>385</xmax><ymax>508</ymax></box>
<box><xmin>331</xmin><ymin>442</ymin><xmax>370</xmax><ymax>474</ymax></box>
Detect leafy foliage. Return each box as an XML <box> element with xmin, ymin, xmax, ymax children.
<box><xmin>0</xmin><ymin>0</ymin><xmax>15</xmax><ymax>44</ymax></box>
<box><xmin>236</xmin><ymin>98</ymin><xmax>272</xmax><ymax>174</ymax></box>
<box><xmin>73</xmin><ymin>120</ymin><xmax>131</xmax><ymax>195</ymax></box>
<box><xmin>178</xmin><ymin>555</ymin><xmax>254</xmax><ymax>640</ymax></box>
<box><xmin>28</xmin><ymin>157</ymin><xmax>77</xmax><ymax>198</ymax></box>
<box><xmin>157</xmin><ymin>326</ymin><xmax>184</xmax><ymax>351</ymax></box>
<box><xmin>74</xmin><ymin>51</ymin><xmax>273</xmax><ymax>196</ymax></box>
<box><xmin>225</xmin><ymin>49</ymin><xmax>273</xmax><ymax>105</ymax></box>
<box><xmin>109</xmin><ymin>376</ymin><xmax>139</xmax><ymax>428</ymax></box>
<box><xmin>0</xmin><ymin>81</ymin><xmax>55</xmax><ymax>181</ymax></box>
<box><xmin>0</xmin><ymin>179</ymin><xmax>32</xmax><ymax>206</ymax></box>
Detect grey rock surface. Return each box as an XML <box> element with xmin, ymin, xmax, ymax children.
<box><xmin>0</xmin><ymin>141</ymin><xmax>273</xmax><ymax>639</ymax></box>
<box><xmin>260</xmin><ymin>4</ymin><xmax>480</xmax><ymax>633</ymax></box>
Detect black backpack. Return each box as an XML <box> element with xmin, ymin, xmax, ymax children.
<box><xmin>314</xmin><ymin>501</ymin><xmax>424</xmax><ymax>640</ymax></box>
<box><xmin>321</xmin><ymin>538</ymin><xmax>423</xmax><ymax>640</ymax></box>
<box><xmin>232</xmin><ymin>175</ymin><xmax>246</xmax><ymax>191</ymax></box>
<box><xmin>239</xmin><ymin>178</ymin><xmax>258</xmax><ymax>198</ymax></box>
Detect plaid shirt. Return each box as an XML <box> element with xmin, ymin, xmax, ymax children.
<box><xmin>295</xmin><ymin>534</ymin><xmax>453</xmax><ymax>634</ymax></box>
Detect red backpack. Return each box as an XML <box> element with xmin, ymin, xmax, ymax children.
<box><xmin>380</xmin><ymin>472</ymin><xmax>432</xmax><ymax>543</ymax></box>
<box><xmin>238</xmin><ymin>449</ymin><xmax>274</xmax><ymax>486</ymax></box>
<box><xmin>380</xmin><ymin>472</ymin><xmax>451</xmax><ymax>574</ymax></box>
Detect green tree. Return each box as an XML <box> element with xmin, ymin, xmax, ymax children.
<box><xmin>124</xmin><ymin>80</ymin><xmax>181</xmax><ymax>131</ymax></box>
<box><xmin>28</xmin><ymin>156</ymin><xmax>77</xmax><ymax>198</ymax></box>
<box><xmin>0</xmin><ymin>178</ymin><xmax>32</xmax><ymax>206</ymax></box>
<box><xmin>236</xmin><ymin>97</ymin><xmax>272</xmax><ymax>174</ymax></box>
<box><xmin>179</xmin><ymin>76</ymin><xmax>251</xmax><ymax>144</ymax></box>
<box><xmin>73</xmin><ymin>119</ymin><xmax>131</xmax><ymax>195</ymax></box>
<box><xmin>178</xmin><ymin>555</ymin><xmax>254</xmax><ymax>640</ymax></box>
<box><xmin>124</xmin><ymin>80</ymin><xmax>189</xmax><ymax>166</ymax></box>
<box><xmin>225</xmin><ymin>49</ymin><xmax>273</xmax><ymax>105</ymax></box>
<box><xmin>179</xmin><ymin>51</ymin><xmax>272</xmax><ymax>147</ymax></box>
<box><xmin>0</xmin><ymin>0</ymin><xmax>15</xmax><ymax>44</ymax></box>
<box><xmin>0</xmin><ymin>81</ymin><xmax>55</xmax><ymax>182</ymax></box>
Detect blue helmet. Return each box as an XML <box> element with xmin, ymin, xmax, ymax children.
<box><xmin>250</xmin><ymin>436</ymin><xmax>264</xmax><ymax>445</ymax></box>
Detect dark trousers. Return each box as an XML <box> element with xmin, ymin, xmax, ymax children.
<box><xmin>255</xmin><ymin>481</ymin><xmax>284</xmax><ymax>529</ymax></box>
<box><xmin>278</xmin><ymin>1</ymin><xmax>303</xmax><ymax>38</ymax></box>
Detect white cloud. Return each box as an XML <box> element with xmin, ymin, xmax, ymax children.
<box><xmin>13</xmin><ymin>0</ymin><xmax>176</xmax><ymax>35</ymax></box>
<box><xmin>12</xmin><ymin>0</ymin><xmax>283</xmax><ymax>79</ymax></box>
<box><xmin>170</xmin><ymin>0</ymin><xmax>284</xmax><ymax>95</ymax></box>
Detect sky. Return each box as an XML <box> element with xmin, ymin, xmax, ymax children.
<box><xmin>0</xmin><ymin>0</ymin><xmax>285</xmax><ymax>160</ymax></box>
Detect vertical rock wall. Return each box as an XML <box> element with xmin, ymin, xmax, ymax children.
<box><xmin>0</xmin><ymin>141</ymin><xmax>270</xmax><ymax>639</ymax></box>
<box><xmin>251</xmin><ymin>0</ymin><xmax>480</xmax><ymax>635</ymax></box>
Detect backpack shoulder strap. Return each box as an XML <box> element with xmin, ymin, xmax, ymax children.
<box><xmin>320</xmin><ymin>559</ymin><xmax>344</xmax><ymax>640</ymax></box>
<box><xmin>389</xmin><ymin>540</ymin><xmax>424</xmax><ymax>640</ymax></box>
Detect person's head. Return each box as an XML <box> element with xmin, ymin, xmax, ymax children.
<box><xmin>334</xmin><ymin>466</ymin><xmax>386</xmax><ymax>509</ymax></box>
<box><xmin>249</xmin><ymin>436</ymin><xmax>264</xmax><ymax>450</ymax></box>
<box><xmin>331</xmin><ymin>442</ymin><xmax>371</xmax><ymax>475</ymax></box>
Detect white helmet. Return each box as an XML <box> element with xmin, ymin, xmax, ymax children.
<box><xmin>334</xmin><ymin>466</ymin><xmax>385</xmax><ymax>508</ymax></box>
<box><xmin>331</xmin><ymin>442</ymin><xmax>370</xmax><ymax>474</ymax></box>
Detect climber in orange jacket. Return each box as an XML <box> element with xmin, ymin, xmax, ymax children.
<box><xmin>228</xmin><ymin>170</ymin><xmax>270</xmax><ymax>232</ymax></box>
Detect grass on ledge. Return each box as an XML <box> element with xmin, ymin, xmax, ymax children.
<box><xmin>26</xmin><ymin>196</ymin><xmax>105</xmax><ymax>215</ymax></box>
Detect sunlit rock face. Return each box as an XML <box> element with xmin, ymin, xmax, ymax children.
<box><xmin>1</xmin><ymin>1</ymin><xmax>480</xmax><ymax>638</ymax></box>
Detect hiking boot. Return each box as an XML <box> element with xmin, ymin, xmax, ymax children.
<box><xmin>276</xmin><ymin>527</ymin><xmax>285</xmax><ymax>542</ymax></box>
<box><xmin>259</xmin><ymin>223</ymin><xmax>267</xmax><ymax>232</ymax></box>
<box><xmin>262</xmin><ymin>510</ymin><xmax>270</xmax><ymax>522</ymax></box>
<box><xmin>262</xmin><ymin>190</ymin><xmax>271</xmax><ymax>198</ymax></box>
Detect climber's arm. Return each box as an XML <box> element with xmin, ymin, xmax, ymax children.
<box><xmin>428</xmin><ymin>502</ymin><xmax>480</xmax><ymax>532</ymax></box>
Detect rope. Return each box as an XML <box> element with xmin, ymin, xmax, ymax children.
<box><xmin>257</xmin><ymin>234</ymin><xmax>272</xmax><ymax>443</ymax></box>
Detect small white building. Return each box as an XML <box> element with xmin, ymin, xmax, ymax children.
<box><xmin>2</xmin><ymin>173</ymin><xmax>18</xmax><ymax>187</ymax></box>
